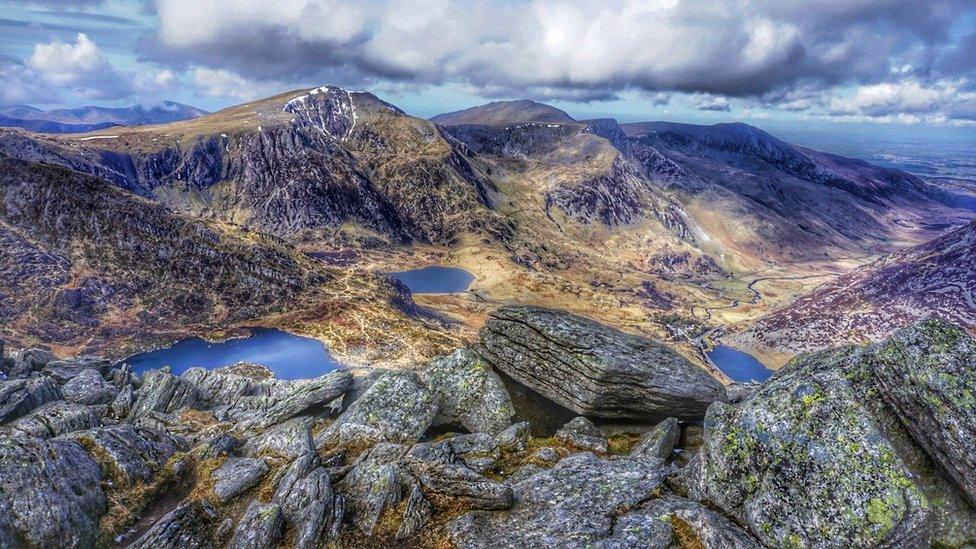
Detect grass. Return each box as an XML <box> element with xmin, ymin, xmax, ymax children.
<box><xmin>670</xmin><ymin>515</ymin><xmax>706</xmax><ymax>549</ymax></box>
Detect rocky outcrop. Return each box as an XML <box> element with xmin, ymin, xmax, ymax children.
<box><xmin>230</xmin><ymin>501</ymin><xmax>284</xmax><ymax>549</ymax></box>
<box><xmin>129</xmin><ymin>369</ymin><xmax>200</xmax><ymax>419</ymax></box>
<box><xmin>214</xmin><ymin>369</ymin><xmax>352</xmax><ymax>430</ymax></box>
<box><xmin>213</xmin><ymin>458</ymin><xmax>270</xmax><ymax>502</ymax></box>
<box><xmin>630</xmin><ymin>417</ymin><xmax>680</xmax><ymax>461</ymax></box>
<box><xmin>8</xmin><ymin>400</ymin><xmax>102</xmax><ymax>438</ymax></box>
<box><xmin>61</xmin><ymin>368</ymin><xmax>118</xmax><ymax>405</ymax></box>
<box><xmin>42</xmin><ymin>356</ymin><xmax>112</xmax><ymax>383</ymax></box>
<box><xmin>0</xmin><ymin>375</ymin><xmax>61</xmax><ymax>422</ymax></box>
<box><xmin>316</xmin><ymin>371</ymin><xmax>437</xmax><ymax>448</ymax></box>
<box><xmin>69</xmin><ymin>424</ymin><xmax>181</xmax><ymax>484</ymax></box>
<box><xmin>129</xmin><ymin>500</ymin><xmax>222</xmax><ymax>549</ymax></box>
<box><xmin>422</xmin><ymin>348</ymin><xmax>515</xmax><ymax>435</ymax></box>
<box><xmin>554</xmin><ymin>416</ymin><xmax>608</xmax><ymax>453</ymax></box>
<box><xmin>478</xmin><ymin>305</ymin><xmax>726</xmax><ymax>421</ymax></box>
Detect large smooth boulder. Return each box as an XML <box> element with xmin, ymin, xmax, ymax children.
<box><xmin>0</xmin><ymin>436</ymin><xmax>106</xmax><ymax>548</ymax></box>
<box><xmin>0</xmin><ymin>375</ymin><xmax>62</xmax><ymax>423</ymax></box>
<box><xmin>62</xmin><ymin>368</ymin><xmax>118</xmax><ymax>405</ymax></box>
<box><xmin>447</xmin><ymin>452</ymin><xmax>669</xmax><ymax>547</ymax></box>
<box><xmin>422</xmin><ymin>348</ymin><xmax>515</xmax><ymax>435</ymax></box>
<box><xmin>687</xmin><ymin>350</ymin><xmax>930</xmax><ymax>547</ymax></box>
<box><xmin>316</xmin><ymin>371</ymin><xmax>437</xmax><ymax>448</ymax></box>
<box><xmin>478</xmin><ymin>306</ymin><xmax>726</xmax><ymax>421</ymax></box>
<box><xmin>212</xmin><ymin>458</ymin><xmax>269</xmax><ymax>502</ymax></box>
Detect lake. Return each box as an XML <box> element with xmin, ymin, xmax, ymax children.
<box><xmin>707</xmin><ymin>345</ymin><xmax>773</xmax><ymax>382</ymax></box>
<box><xmin>123</xmin><ymin>328</ymin><xmax>342</xmax><ymax>379</ymax></box>
<box><xmin>388</xmin><ymin>266</ymin><xmax>475</xmax><ymax>294</ymax></box>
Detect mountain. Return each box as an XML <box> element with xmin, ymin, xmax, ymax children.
<box><xmin>729</xmin><ymin>219</ymin><xmax>976</xmax><ymax>363</ymax></box>
<box><xmin>0</xmin><ymin>101</ymin><xmax>207</xmax><ymax>133</ymax></box>
<box><xmin>431</xmin><ymin>99</ymin><xmax>576</xmax><ymax>126</ymax></box>
<box><xmin>0</xmin><ymin>153</ymin><xmax>450</xmax><ymax>361</ymax></box>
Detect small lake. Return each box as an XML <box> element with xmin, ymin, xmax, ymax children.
<box><xmin>388</xmin><ymin>266</ymin><xmax>475</xmax><ymax>294</ymax></box>
<box><xmin>123</xmin><ymin>328</ymin><xmax>342</xmax><ymax>379</ymax></box>
<box><xmin>707</xmin><ymin>345</ymin><xmax>773</xmax><ymax>382</ymax></box>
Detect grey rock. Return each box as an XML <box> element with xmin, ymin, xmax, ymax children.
<box><xmin>554</xmin><ymin>416</ymin><xmax>608</xmax><ymax>453</ymax></box>
<box><xmin>128</xmin><ymin>499</ymin><xmax>220</xmax><ymax>549</ymax></box>
<box><xmin>503</xmin><ymin>463</ymin><xmax>546</xmax><ymax>485</ymax></box>
<box><xmin>198</xmin><ymin>433</ymin><xmax>240</xmax><ymax>460</ymax></box>
<box><xmin>109</xmin><ymin>384</ymin><xmax>135</xmax><ymax>419</ymax></box>
<box><xmin>336</xmin><ymin>442</ymin><xmax>410</xmax><ymax>535</ymax></box>
<box><xmin>67</xmin><ymin>424</ymin><xmax>181</xmax><ymax>484</ymax></box>
<box><xmin>423</xmin><ymin>348</ymin><xmax>515</xmax><ymax>435</ymax></box>
<box><xmin>0</xmin><ymin>436</ymin><xmax>106</xmax><ymax>548</ymax></box>
<box><xmin>478</xmin><ymin>305</ymin><xmax>726</xmax><ymax>421</ymax></box>
<box><xmin>496</xmin><ymin>421</ymin><xmax>531</xmax><ymax>453</ymax></box>
<box><xmin>229</xmin><ymin>501</ymin><xmax>284</xmax><ymax>549</ymax></box>
<box><xmin>213</xmin><ymin>458</ymin><xmax>269</xmax><ymax>502</ymax></box>
<box><xmin>272</xmin><ymin>452</ymin><xmax>342</xmax><ymax>548</ymax></box>
<box><xmin>403</xmin><ymin>440</ymin><xmax>513</xmax><ymax>510</ymax></box>
<box><xmin>0</xmin><ymin>375</ymin><xmax>62</xmax><ymax>423</ymax></box>
<box><xmin>217</xmin><ymin>369</ymin><xmax>352</xmax><ymax>430</ymax></box>
<box><xmin>240</xmin><ymin>416</ymin><xmax>314</xmax><ymax>459</ymax></box>
<box><xmin>529</xmin><ymin>446</ymin><xmax>560</xmax><ymax>465</ymax></box>
<box><xmin>447</xmin><ymin>452</ymin><xmax>669</xmax><ymax>548</ymax></box>
<box><xmin>689</xmin><ymin>351</ymin><xmax>930</xmax><ymax>547</ymax></box>
<box><xmin>43</xmin><ymin>356</ymin><xmax>111</xmax><ymax>383</ymax></box>
<box><xmin>129</xmin><ymin>369</ymin><xmax>199</xmax><ymax>419</ymax></box>
<box><xmin>861</xmin><ymin>320</ymin><xmax>976</xmax><ymax>507</ymax></box>
<box><xmin>107</xmin><ymin>362</ymin><xmax>136</xmax><ymax>389</ymax></box>
<box><xmin>396</xmin><ymin>483</ymin><xmax>433</xmax><ymax>540</ymax></box>
<box><xmin>630</xmin><ymin>417</ymin><xmax>680</xmax><ymax>461</ymax></box>
<box><xmin>183</xmin><ymin>365</ymin><xmax>266</xmax><ymax>407</ymax></box>
<box><xmin>726</xmin><ymin>381</ymin><xmax>761</xmax><ymax>403</ymax></box>
<box><xmin>8</xmin><ymin>400</ymin><xmax>101</xmax><ymax>438</ymax></box>
<box><xmin>317</xmin><ymin>371</ymin><xmax>437</xmax><ymax>448</ymax></box>
<box><xmin>6</xmin><ymin>347</ymin><xmax>55</xmax><ymax>378</ymax></box>
<box><xmin>62</xmin><ymin>368</ymin><xmax>119</xmax><ymax>405</ymax></box>
<box><xmin>606</xmin><ymin>496</ymin><xmax>760</xmax><ymax>549</ymax></box>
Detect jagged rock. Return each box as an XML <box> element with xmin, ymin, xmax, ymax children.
<box><xmin>129</xmin><ymin>368</ymin><xmax>199</xmax><ymax>419</ymax></box>
<box><xmin>183</xmin><ymin>365</ymin><xmax>266</xmax><ymax>407</ymax></box>
<box><xmin>688</xmin><ymin>352</ymin><xmax>930</xmax><ymax>547</ymax></box>
<box><xmin>447</xmin><ymin>452</ymin><xmax>669</xmax><ymax>547</ymax></box>
<box><xmin>423</xmin><ymin>348</ymin><xmax>515</xmax><ymax>435</ymax></box>
<box><xmin>610</xmin><ymin>495</ymin><xmax>761</xmax><ymax>549</ymax></box>
<box><xmin>554</xmin><ymin>416</ymin><xmax>608</xmax><ymax>453</ymax></box>
<box><xmin>216</xmin><ymin>369</ymin><xmax>352</xmax><ymax>430</ymax></box>
<box><xmin>6</xmin><ymin>347</ymin><xmax>55</xmax><ymax>378</ymax></box>
<box><xmin>8</xmin><ymin>400</ymin><xmax>101</xmax><ymax>438</ymax></box>
<box><xmin>726</xmin><ymin>382</ymin><xmax>761</xmax><ymax>403</ymax></box>
<box><xmin>213</xmin><ymin>458</ymin><xmax>270</xmax><ymax>502</ymax></box>
<box><xmin>630</xmin><ymin>417</ymin><xmax>680</xmax><ymax>461</ymax></box>
<box><xmin>240</xmin><ymin>416</ymin><xmax>315</xmax><ymax>459</ymax></box>
<box><xmin>107</xmin><ymin>363</ymin><xmax>136</xmax><ymax>389</ymax></box>
<box><xmin>397</xmin><ymin>483</ymin><xmax>433</xmax><ymax>540</ymax></box>
<box><xmin>129</xmin><ymin>499</ymin><xmax>221</xmax><ymax>549</ymax></box>
<box><xmin>272</xmin><ymin>452</ymin><xmax>342</xmax><ymax>548</ymax></box>
<box><xmin>0</xmin><ymin>375</ymin><xmax>61</xmax><ymax>422</ymax></box>
<box><xmin>198</xmin><ymin>433</ymin><xmax>240</xmax><ymax>460</ymax></box>
<box><xmin>42</xmin><ymin>356</ymin><xmax>111</xmax><ymax>383</ymax></box>
<box><xmin>317</xmin><ymin>371</ymin><xmax>437</xmax><ymax>448</ymax></box>
<box><xmin>478</xmin><ymin>306</ymin><xmax>726</xmax><ymax>421</ymax></box>
<box><xmin>0</xmin><ymin>436</ymin><xmax>106</xmax><ymax>548</ymax></box>
<box><xmin>68</xmin><ymin>424</ymin><xmax>181</xmax><ymax>484</ymax></box>
<box><xmin>861</xmin><ymin>320</ymin><xmax>976</xmax><ymax>507</ymax></box>
<box><xmin>109</xmin><ymin>384</ymin><xmax>135</xmax><ymax>419</ymax></box>
<box><xmin>529</xmin><ymin>446</ymin><xmax>560</xmax><ymax>465</ymax></box>
<box><xmin>327</xmin><ymin>422</ymin><xmax>386</xmax><ymax>452</ymax></box>
<box><xmin>62</xmin><ymin>368</ymin><xmax>119</xmax><ymax>405</ymax></box>
<box><xmin>438</xmin><ymin>433</ymin><xmax>502</xmax><ymax>472</ymax></box>
<box><xmin>229</xmin><ymin>501</ymin><xmax>284</xmax><ymax>549</ymax></box>
<box><xmin>403</xmin><ymin>441</ymin><xmax>513</xmax><ymax>510</ymax></box>
<box><xmin>337</xmin><ymin>442</ymin><xmax>410</xmax><ymax>534</ymax></box>
<box><xmin>496</xmin><ymin>421</ymin><xmax>531</xmax><ymax>453</ymax></box>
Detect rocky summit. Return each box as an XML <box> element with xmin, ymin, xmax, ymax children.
<box><xmin>0</xmin><ymin>311</ymin><xmax>973</xmax><ymax>548</ymax></box>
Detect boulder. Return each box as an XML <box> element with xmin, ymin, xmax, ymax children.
<box><xmin>183</xmin><ymin>365</ymin><xmax>266</xmax><ymax>407</ymax></box>
<box><xmin>229</xmin><ymin>501</ymin><xmax>284</xmax><ymax>549</ymax></box>
<box><xmin>128</xmin><ymin>500</ymin><xmax>221</xmax><ymax>549</ymax></box>
<box><xmin>630</xmin><ymin>417</ymin><xmax>680</xmax><ymax>461</ymax></box>
<box><xmin>862</xmin><ymin>320</ymin><xmax>976</xmax><ymax>506</ymax></box>
<box><xmin>129</xmin><ymin>368</ymin><xmax>200</xmax><ymax>419</ymax></box>
<box><xmin>496</xmin><ymin>421</ymin><xmax>531</xmax><ymax>453</ymax></box>
<box><xmin>6</xmin><ymin>347</ymin><xmax>55</xmax><ymax>378</ymax></box>
<box><xmin>422</xmin><ymin>348</ymin><xmax>515</xmax><ymax>435</ymax></box>
<box><xmin>68</xmin><ymin>424</ymin><xmax>181</xmax><ymax>485</ymax></box>
<box><xmin>0</xmin><ymin>375</ymin><xmax>62</xmax><ymax>423</ymax></box>
<box><xmin>271</xmin><ymin>452</ymin><xmax>343</xmax><ymax>548</ymax></box>
<box><xmin>403</xmin><ymin>446</ymin><xmax>513</xmax><ymax>510</ymax></box>
<box><xmin>336</xmin><ymin>442</ymin><xmax>410</xmax><ymax>535</ymax></box>
<box><xmin>478</xmin><ymin>305</ymin><xmax>726</xmax><ymax>421</ymax></box>
<box><xmin>198</xmin><ymin>433</ymin><xmax>240</xmax><ymax>460</ymax></box>
<box><xmin>610</xmin><ymin>496</ymin><xmax>761</xmax><ymax>549</ymax></box>
<box><xmin>554</xmin><ymin>416</ymin><xmax>608</xmax><ymax>453</ymax></box>
<box><xmin>8</xmin><ymin>400</ymin><xmax>101</xmax><ymax>438</ymax></box>
<box><xmin>62</xmin><ymin>368</ymin><xmax>118</xmax><ymax>405</ymax></box>
<box><xmin>240</xmin><ymin>416</ymin><xmax>315</xmax><ymax>459</ymax></box>
<box><xmin>317</xmin><ymin>371</ymin><xmax>437</xmax><ymax>448</ymax></box>
<box><xmin>43</xmin><ymin>356</ymin><xmax>111</xmax><ymax>383</ymax></box>
<box><xmin>215</xmin><ymin>369</ymin><xmax>352</xmax><ymax>430</ymax></box>
<box><xmin>447</xmin><ymin>452</ymin><xmax>669</xmax><ymax>547</ymax></box>
<box><xmin>0</xmin><ymin>436</ymin><xmax>106</xmax><ymax>548</ymax></box>
<box><xmin>212</xmin><ymin>458</ymin><xmax>269</xmax><ymax>502</ymax></box>
<box><xmin>109</xmin><ymin>384</ymin><xmax>135</xmax><ymax>419</ymax></box>
<box><xmin>688</xmin><ymin>350</ymin><xmax>930</xmax><ymax>547</ymax></box>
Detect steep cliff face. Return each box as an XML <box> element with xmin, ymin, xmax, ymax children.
<box><xmin>0</xmin><ymin>87</ymin><xmax>501</xmax><ymax>246</ymax></box>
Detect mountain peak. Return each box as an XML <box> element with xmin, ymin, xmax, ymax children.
<box><xmin>431</xmin><ymin>99</ymin><xmax>576</xmax><ymax>126</ymax></box>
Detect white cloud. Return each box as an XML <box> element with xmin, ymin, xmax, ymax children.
<box><xmin>27</xmin><ymin>33</ymin><xmax>131</xmax><ymax>99</ymax></box>
<box><xmin>190</xmin><ymin>68</ymin><xmax>285</xmax><ymax>101</ymax></box>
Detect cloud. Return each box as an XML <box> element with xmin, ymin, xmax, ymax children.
<box><xmin>190</xmin><ymin>68</ymin><xmax>286</xmax><ymax>101</ymax></box>
<box><xmin>0</xmin><ymin>55</ymin><xmax>61</xmax><ymax>104</ymax></box>
<box><xmin>694</xmin><ymin>94</ymin><xmax>731</xmax><ymax>112</ymax></box>
<box><xmin>27</xmin><ymin>32</ymin><xmax>132</xmax><ymax>99</ymax></box>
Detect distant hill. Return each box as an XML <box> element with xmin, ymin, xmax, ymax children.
<box><xmin>431</xmin><ymin>99</ymin><xmax>576</xmax><ymax>126</ymax></box>
<box><xmin>0</xmin><ymin>101</ymin><xmax>207</xmax><ymax>133</ymax></box>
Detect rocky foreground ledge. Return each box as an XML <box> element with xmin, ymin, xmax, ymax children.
<box><xmin>0</xmin><ymin>306</ymin><xmax>974</xmax><ymax>548</ymax></box>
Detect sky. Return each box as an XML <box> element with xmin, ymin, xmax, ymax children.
<box><xmin>1</xmin><ymin>0</ymin><xmax>975</xmax><ymax>141</ymax></box>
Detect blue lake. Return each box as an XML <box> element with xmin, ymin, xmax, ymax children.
<box><xmin>123</xmin><ymin>328</ymin><xmax>342</xmax><ymax>379</ymax></box>
<box><xmin>389</xmin><ymin>266</ymin><xmax>475</xmax><ymax>294</ymax></box>
<box><xmin>707</xmin><ymin>345</ymin><xmax>773</xmax><ymax>382</ymax></box>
